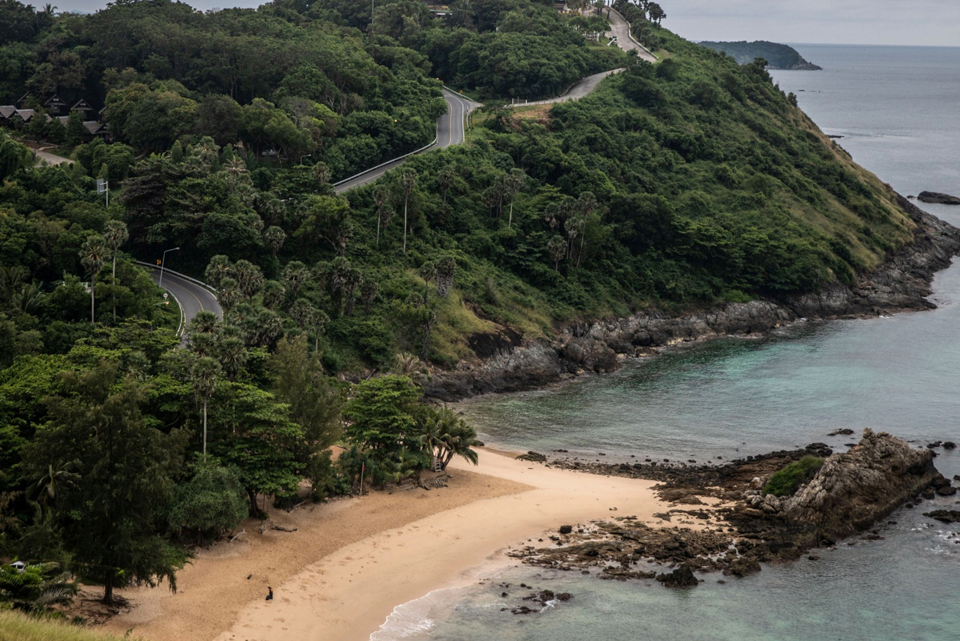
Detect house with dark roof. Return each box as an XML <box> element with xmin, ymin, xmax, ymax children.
<box><xmin>44</xmin><ymin>95</ymin><xmax>68</xmax><ymax>116</ymax></box>
<box><xmin>71</xmin><ymin>99</ymin><xmax>94</xmax><ymax>119</ymax></box>
<box><xmin>16</xmin><ymin>93</ymin><xmax>33</xmax><ymax>108</ymax></box>
<box><xmin>13</xmin><ymin>109</ymin><xmax>37</xmax><ymax>124</ymax></box>
<box><xmin>83</xmin><ymin>121</ymin><xmax>112</xmax><ymax>142</ymax></box>
<box><xmin>0</xmin><ymin>105</ymin><xmax>17</xmax><ymax>126</ymax></box>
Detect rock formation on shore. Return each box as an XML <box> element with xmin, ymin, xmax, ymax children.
<box><xmin>510</xmin><ymin>430</ymin><xmax>952</xmax><ymax>587</ymax></box>
<box><xmin>779</xmin><ymin>429</ymin><xmax>938</xmax><ymax>541</ymax></box>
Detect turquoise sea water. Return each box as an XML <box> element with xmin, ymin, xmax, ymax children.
<box><xmin>375</xmin><ymin>45</ymin><xmax>960</xmax><ymax>640</ymax></box>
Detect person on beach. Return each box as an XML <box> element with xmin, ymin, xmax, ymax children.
<box><xmin>266</xmin><ymin>587</ymin><xmax>273</xmax><ymax>601</ymax></box>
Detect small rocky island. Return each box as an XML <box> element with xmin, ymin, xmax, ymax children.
<box><xmin>699</xmin><ymin>40</ymin><xmax>822</xmax><ymax>70</ymax></box>
<box><xmin>918</xmin><ymin>191</ymin><xmax>960</xmax><ymax>205</ymax></box>
<box><xmin>509</xmin><ymin>430</ymin><xmax>954</xmax><ymax>586</ymax></box>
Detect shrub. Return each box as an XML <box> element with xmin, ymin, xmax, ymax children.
<box><xmin>762</xmin><ymin>456</ymin><xmax>824</xmax><ymax>497</ymax></box>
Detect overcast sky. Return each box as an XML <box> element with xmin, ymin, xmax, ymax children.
<box><xmin>49</xmin><ymin>0</ymin><xmax>960</xmax><ymax>47</ymax></box>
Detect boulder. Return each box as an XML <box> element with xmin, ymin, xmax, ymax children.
<box><xmin>656</xmin><ymin>565</ymin><xmax>699</xmax><ymax>588</ymax></box>
<box><xmin>781</xmin><ymin>429</ymin><xmax>939</xmax><ymax>541</ymax></box>
<box><xmin>559</xmin><ymin>525</ymin><xmax>573</xmax><ymax>535</ymax></box>
<box><xmin>924</xmin><ymin>510</ymin><xmax>960</xmax><ymax>524</ymax></box>
<box><xmin>918</xmin><ymin>191</ymin><xmax>960</xmax><ymax>205</ymax></box>
<box><xmin>723</xmin><ymin>556</ymin><xmax>761</xmax><ymax>577</ymax></box>
<box><xmin>561</xmin><ymin>337</ymin><xmax>619</xmax><ymax>373</ymax></box>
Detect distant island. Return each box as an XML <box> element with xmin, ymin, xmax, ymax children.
<box><xmin>699</xmin><ymin>41</ymin><xmax>822</xmax><ymax>70</ymax></box>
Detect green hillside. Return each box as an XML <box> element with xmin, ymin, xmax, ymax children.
<box><xmin>699</xmin><ymin>40</ymin><xmax>822</xmax><ymax>70</ymax></box>
<box><xmin>0</xmin><ymin>0</ymin><xmax>923</xmax><ymax>619</ymax></box>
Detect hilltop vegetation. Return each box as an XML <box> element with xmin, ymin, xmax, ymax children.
<box><xmin>699</xmin><ymin>41</ymin><xmax>822</xmax><ymax>70</ymax></box>
<box><xmin>0</xmin><ymin>0</ymin><xmax>923</xmax><ymax>617</ymax></box>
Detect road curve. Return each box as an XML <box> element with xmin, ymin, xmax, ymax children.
<box><xmin>503</xmin><ymin>68</ymin><xmax>625</xmax><ymax>108</ymax></box>
<box><xmin>146</xmin><ymin>266</ymin><xmax>222</xmax><ymax>335</ymax></box>
<box><xmin>333</xmin><ymin>89</ymin><xmax>479</xmax><ymax>194</ymax></box>
<box><xmin>604</xmin><ymin>8</ymin><xmax>658</xmax><ymax>63</ymax></box>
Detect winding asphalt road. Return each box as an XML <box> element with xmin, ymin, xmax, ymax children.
<box><xmin>332</xmin><ymin>89</ymin><xmax>480</xmax><ymax>194</ymax></box>
<box><xmin>604</xmin><ymin>8</ymin><xmax>658</xmax><ymax>63</ymax></box>
<box><xmin>145</xmin><ymin>265</ymin><xmax>222</xmax><ymax>336</ymax></box>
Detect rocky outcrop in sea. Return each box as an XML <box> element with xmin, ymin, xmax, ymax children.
<box><xmin>425</xmin><ymin>200</ymin><xmax>960</xmax><ymax>401</ymax></box>
<box><xmin>508</xmin><ymin>430</ymin><xmax>952</xmax><ymax>587</ymax></box>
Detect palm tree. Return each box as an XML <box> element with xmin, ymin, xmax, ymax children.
<box><xmin>29</xmin><ymin>462</ymin><xmax>79</xmax><ymax>506</ymax></box>
<box><xmin>263</xmin><ymin>226</ymin><xmax>286</xmax><ymax>261</ymax></box>
<box><xmin>281</xmin><ymin>261</ymin><xmax>309</xmax><ymax>296</ymax></box>
<box><xmin>547</xmin><ymin>235</ymin><xmax>566</xmax><ymax>271</ymax></box>
<box><xmin>262</xmin><ymin>280</ymin><xmax>286</xmax><ymax>310</ymax></box>
<box><xmin>436</xmin><ymin>167</ymin><xmax>456</xmax><ymax>204</ymax></box>
<box><xmin>233</xmin><ymin>260</ymin><xmax>264</xmax><ymax>298</ymax></box>
<box><xmin>218</xmin><ymin>277</ymin><xmax>241</xmax><ymax>316</ymax></box>
<box><xmin>419</xmin><ymin>261</ymin><xmax>436</xmax><ymax>305</ymax></box>
<box><xmin>419</xmin><ymin>407</ymin><xmax>480</xmax><ymax>471</ymax></box>
<box><xmin>205</xmin><ymin>255</ymin><xmax>233</xmax><ymax>289</ymax></box>
<box><xmin>102</xmin><ymin>220</ymin><xmax>128</xmax><ymax>322</ymax></box>
<box><xmin>192</xmin><ymin>357</ymin><xmax>221</xmax><ymax>457</ymax></box>
<box><xmin>373</xmin><ymin>184</ymin><xmax>393</xmax><ymax>248</ymax></box>
<box><xmin>435</xmin><ymin>256</ymin><xmax>456</xmax><ymax>298</ymax></box>
<box><xmin>398</xmin><ymin>168</ymin><xmax>417</xmax><ymax>254</ymax></box>
<box><xmin>217</xmin><ymin>332</ymin><xmax>247</xmax><ymax>381</ymax></box>
<box><xmin>504</xmin><ymin>168</ymin><xmax>527</xmax><ymax>229</ymax></box>
<box><xmin>80</xmin><ymin>235</ymin><xmax>107</xmax><ymax>325</ymax></box>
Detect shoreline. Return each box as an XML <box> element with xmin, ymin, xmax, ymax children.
<box><xmin>101</xmin><ymin>450</ymin><xmax>675</xmax><ymax>641</ymax></box>
<box><xmin>425</xmin><ymin>200</ymin><xmax>960</xmax><ymax>402</ymax></box>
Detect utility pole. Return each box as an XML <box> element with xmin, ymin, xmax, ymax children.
<box><xmin>159</xmin><ymin>246</ymin><xmax>180</xmax><ymax>288</ymax></box>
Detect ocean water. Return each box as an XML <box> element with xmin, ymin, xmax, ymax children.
<box><xmin>374</xmin><ymin>45</ymin><xmax>960</xmax><ymax>641</ymax></box>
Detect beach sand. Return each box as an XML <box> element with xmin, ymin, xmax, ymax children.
<box><xmin>103</xmin><ymin>450</ymin><xmax>670</xmax><ymax>641</ymax></box>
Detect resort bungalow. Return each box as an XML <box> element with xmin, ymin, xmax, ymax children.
<box><xmin>83</xmin><ymin>120</ymin><xmax>112</xmax><ymax>142</ymax></box>
<box><xmin>0</xmin><ymin>105</ymin><xmax>16</xmax><ymax>126</ymax></box>
<box><xmin>44</xmin><ymin>95</ymin><xmax>68</xmax><ymax>116</ymax></box>
<box><xmin>71</xmin><ymin>99</ymin><xmax>95</xmax><ymax>120</ymax></box>
<box><xmin>16</xmin><ymin>92</ymin><xmax>33</xmax><ymax>108</ymax></box>
<box><xmin>13</xmin><ymin>109</ymin><xmax>37</xmax><ymax>125</ymax></box>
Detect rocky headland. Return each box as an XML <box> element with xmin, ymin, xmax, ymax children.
<box><xmin>426</xmin><ymin>200</ymin><xmax>960</xmax><ymax>401</ymax></box>
<box><xmin>505</xmin><ymin>430</ymin><xmax>954</xmax><ymax>586</ymax></box>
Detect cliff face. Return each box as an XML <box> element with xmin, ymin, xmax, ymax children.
<box><xmin>781</xmin><ymin>430</ymin><xmax>938</xmax><ymax>539</ymax></box>
<box><xmin>425</xmin><ymin>204</ymin><xmax>960</xmax><ymax>401</ymax></box>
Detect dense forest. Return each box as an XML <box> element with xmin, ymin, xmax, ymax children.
<box><xmin>0</xmin><ymin>0</ymin><xmax>919</xmax><ymax>617</ymax></box>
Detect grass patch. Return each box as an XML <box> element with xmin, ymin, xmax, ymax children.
<box><xmin>762</xmin><ymin>455</ymin><xmax>824</xmax><ymax>497</ymax></box>
<box><xmin>0</xmin><ymin>610</ymin><xmax>125</xmax><ymax>641</ymax></box>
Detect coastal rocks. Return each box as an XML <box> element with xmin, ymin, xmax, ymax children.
<box><xmin>780</xmin><ymin>430</ymin><xmax>939</xmax><ymax>541</ymax></box>
<box><xmin>561</xmin><ymin>336</ymin><xmax>619</xmax><ymax>373</ymax></box>
<box><xmin>723</xmin><ymin>556</ymin><xmax>761</xmax><ymax>578</ymax></box>
<box><xmin>918</xmin><ymin>191</ymin><xmax>960</xmax><ymax>205</ymax></box>
<box><xmin>828</xmin><ymin>429</ymin><xmax>855</xmax><ymax>436</ymax></box>
<box><xmin>656</xmin><ymin>565</ymin><xmax>699</xmax><ymax>588</ymax></box>
<box><xmin>924</xmin><ymin>510</ymin><xmax>960</xmax><ymax>524</ymax></box>
<box><xmin>518</xmin><ymin>433</ymin><xmax>946</xmax><ymax>589</ymax></box>
<box><xmin>517</xmin><ymin>451</ymin><xmax>548</xmax><ymax>463</ymax></box>
<box><xmin>426</xmin><ymin>204</ymin><xmax>960</xmax><ymax>401</ymax></box>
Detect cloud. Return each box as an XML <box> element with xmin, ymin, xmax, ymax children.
<box><xmin>660</xmin><ymin>0</ymin><xmax>960</xmax><ymax>46</ymax></box>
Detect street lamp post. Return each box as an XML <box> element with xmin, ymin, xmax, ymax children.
<box><xmin>159</xmin><ymin>247</ymin><xmax>180</xmax><ymax>288</ymax></box>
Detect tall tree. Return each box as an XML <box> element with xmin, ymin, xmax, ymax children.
<box><xmin>24</xmin><ymin>364</ymin><xmax>187</xmax><ymax>605</ymax></box>
<box><xmin>192</xmin><ymin>357</ymin><xmax>220</xmax><ymax>457</ymax></box>
<box><xmin>102</xmin><ymin>220</ymin><xmax>128</xmax><ymax>322</ymax></box>
<box><xmin>373</xmin><ymin>184</ymin><xmax>393</xmax><ymax>248</ymax></box>
<box><xmin>263</xmin><ymin>226</ymin><xmax>286</xmax><ymax>261</ymax></box>
<box><xmin>80</xmin><ymin>235</ymin><xmax>107</xmax><ymax>325</ymax></box>
<box><xmin>398</xmin><ymin>168</ymin><xmax>417</xmax><ymax>254</ymax></box>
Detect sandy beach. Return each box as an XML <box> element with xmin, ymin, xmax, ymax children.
<box><xmin>103</xmin><ymin>449</ymin><xmax>671</xmax><ymax>641</ymax></box>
